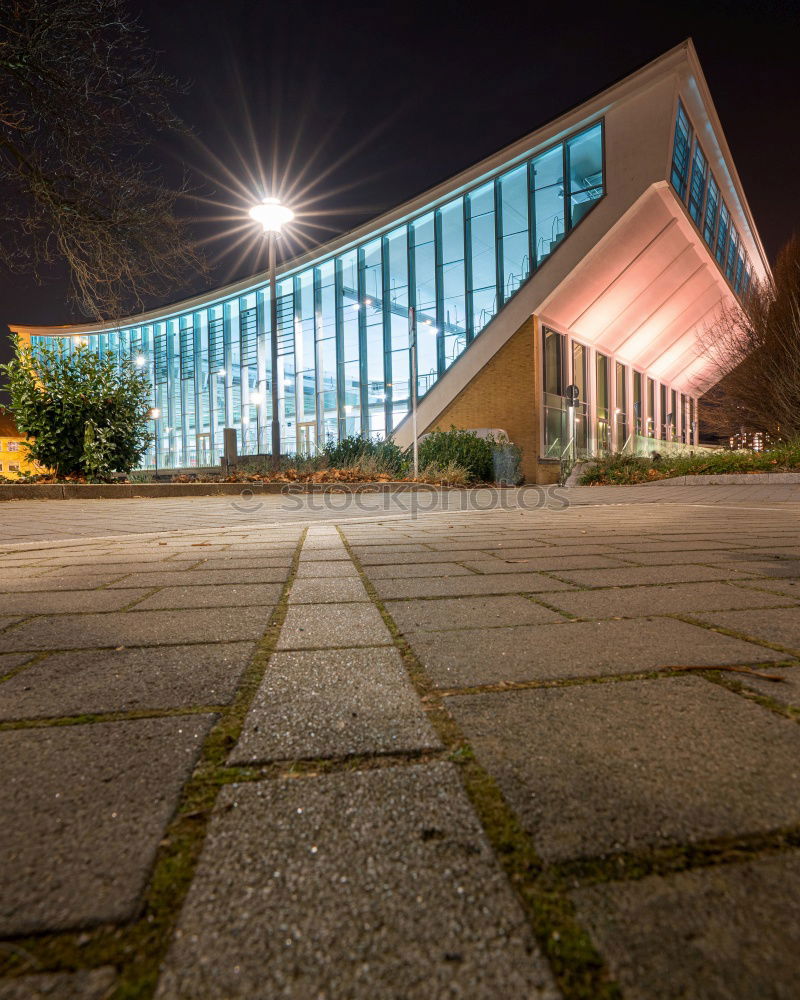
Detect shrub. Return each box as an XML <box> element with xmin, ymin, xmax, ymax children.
<box><xmin>417</xmin><ymin>427</ymin><xmax>494</xmax><ymax>483</ymax></box>
<box><xmin>417</xmin><ymin>461</ymin><xmax>470</xmax><ymax>486</ymax></box>
<box><xmin>578</xmin><ymin>439</ymin><xmax>800</xmax><ymax>485</ymax></box>
<box><xmin>322</xmin><ymin>434</ymin><xmax>408</xmax><ymax>477</ymax></box>
<box><xmin>0</xmin><ymin>338</ymin><xmax>152</xmax><ymax>480</ymax></box>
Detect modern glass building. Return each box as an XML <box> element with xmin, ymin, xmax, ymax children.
<box><xmin>10</xmin><ymin>40</ymin><xmax>769</xmax><ymax>482</ymax></box>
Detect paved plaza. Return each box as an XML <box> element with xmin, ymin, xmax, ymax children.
<box><xmin>1</xmin><ymin>483</ymin><xmax>799</xmax><ymax>998</ymax></box>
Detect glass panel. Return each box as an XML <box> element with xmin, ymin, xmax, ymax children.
<box><xmin>533</xmin><ymin>144</ymin><xmax>565</xmax><ymax>267</ymax></box>
<box><xmin>660</xmin><ymin>384</ymin><xmax>668</xmax><ymax>439</ymax></box>
<box><xmin>411</xmin><ymin>213</ymin><xmax>438</xmax><ymax>397</ymax></box>
<box><xmin>499</xmin><ymin>164</ymin><xmax>530</xmax><ymax>301</ymax></box>
<box><xmin>726</xmin><ymin>227</ymin><xmax>739</xmax><ymax>281</ymax></box>
<box><xmin>338</xmin><ymin>250</ymin><xmax>359</xmax><ymax>433</ymax></box>
<box><xmin>567</xmin><ymin>123</ymin><xmax>603</xmax><ymax>228</ymax></box>
<box><xmin>670</xmin><ymin>101</ymin><xmax>693</xmax><ymax>200</ymax></box>
<box><xmin>542</xmin><ymin>327</ymin><xmax>564</xmax><ymax>395</ymax></box>
<box><xmin>571</xmin><ymin>342</ymin><xmax>589</xmax><ymax>456</ymax></box>
<box><xmin>615</xmin><ymin>362</ymin><xmax>628</xmax><ymax>446</ymax></box>
<box><xmin>385</xmin><ymin>227</ymin><xmax>409</xmax><ymax>427</ymax></box>
<box><xmin>703</xmin><ymin>174</ymin><xmax>720</xmax><ymax>248</ymax></box>
<box><xmin>716</xmin><ymin>202</ymin><xmax>730</xmax><ymax>266</ymax></box>
<box><xmin>688</xmin><ymin>141</ymin><xmax>707</xmax><ymax>225</ymax></box>
<box><xmin>360</xmin><ymin>238</ymin><xmax>385</xmax><ymax>437</ymax></box>
<box><xmin>633</xmin><ymin>370</ymin><xmax>643</xmax><ymax>435</ymax></box>
<box><xmin>595</xmin><ymin>352</ymin><xmax>609</xmax><ymax>451</ymax></box>
<box><xmin>467</xmin><ymin>182</ymin><xmax>497</xmax><ymax>336</ymax></box>
<box><xmin>439</xmin><ymin>199</ymin><xmax>467</xmax><ymax>370</ymax></box>
<box><xmin>317</xmin><ymin>261</ymin><xmax>337</xmax><ymax>446</ymax></box>
<box><xmin>647</xmin><ymin>377</ymin><xmax>655</xmax><ymax>437</ymax></box>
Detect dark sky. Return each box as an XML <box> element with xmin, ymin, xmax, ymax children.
<box><xmin>2</xmin><ymin>0</ymin><xmax>799</xmax><ymax>375</ymax></box>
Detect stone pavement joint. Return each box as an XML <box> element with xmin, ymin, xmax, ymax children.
<box><xmin>1</xmin><ymin>487</ymin><xmax>800</xmax><ymax>998</ymax></box>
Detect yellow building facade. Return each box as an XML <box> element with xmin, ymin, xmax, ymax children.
<box><xmin>0</xmin><ymin>414</ymin><xmax>40</xmax><ymax>480</ymax></box>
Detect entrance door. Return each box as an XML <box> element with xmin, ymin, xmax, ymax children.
<box><xmin>297</xmin><ymin>422</ymin><xmax>316</xmax><ymax>456</ymax></box>
<box><xmin>196</xmin><ymin>433</ymin><xmax>212</xmax><ymax>468</ymax></box>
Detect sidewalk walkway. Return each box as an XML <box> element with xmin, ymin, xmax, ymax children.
<box><xmin>1</xmin><ymin>489</ymin><xmax>799</xmax><ymax>998</ymax></box>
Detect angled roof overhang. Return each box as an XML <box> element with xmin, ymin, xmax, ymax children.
<box><xmin>539</xmin><ymin>181</ymin><xmax>739</xmax><ymax>394</ymax></box>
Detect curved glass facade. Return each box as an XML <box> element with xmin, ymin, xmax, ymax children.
<box><xmin>30</xmin><ymin>122</ymin><xmax>604</xmax><ymax>469</ymax></box>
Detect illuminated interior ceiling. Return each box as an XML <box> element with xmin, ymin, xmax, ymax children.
<box><xmin>539</xmin><ymin>182</ymin><xmax>734</xmax><ymax>394</ymax></box>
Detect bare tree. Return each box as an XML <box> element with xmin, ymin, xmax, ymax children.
<box><xmin>0</xmin><ymin>0</ymin><xmax>205</xmax><ymax>320</ymax></box>
<box><xmin>697</xmin><ymin>236</ymin><xmax>800</xmax><ymax>440</ymax></box>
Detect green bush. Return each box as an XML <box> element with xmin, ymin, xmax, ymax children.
<box><xmin>579</xmin><ymin>440</ymin><xmax>800</xmax><ymax>485</ymax></box>
<box><xmin>322</xmin><ymin>434</ymin><xmax>408</xmax><ymax>476</ymax></box>
<box><xmin>417</xmin><ymin>427</ymin><xmax>494</xmax><ymax>483</ymax></box>
<box><xmin>0</xmin><ymin>337</ymin><xmax>152</xmax><ymax>480</ymax></box>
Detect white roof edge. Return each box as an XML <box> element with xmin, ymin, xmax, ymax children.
<box><xmin>12</xmin><ymin>39</ymin><xmax>734</xmax><ymax>337</ymax></box>
<box><xmin>681</xmin><ymin>39</ymin><xmax>771</xmax><ymax>276</ymax></box>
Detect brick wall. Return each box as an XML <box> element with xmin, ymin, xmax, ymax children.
<box><xmin>421</xmin><ymin>315</ymin><xmax>556</xmax><ymax>483</ymax></box>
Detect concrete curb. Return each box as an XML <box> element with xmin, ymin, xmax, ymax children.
<box><xmin>636</xmin><ymin>472</ymin><xmax>800</xmax><ymax>486</ymax></box>
<box><xmin>0</xmin><ymin>481</ymin><xmax>492</xmax><ymax>502</ymax></box>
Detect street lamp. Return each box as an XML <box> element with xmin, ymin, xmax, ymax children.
<box><xmin>249</xmin><ymin>197</ymin><xmax>295</xmax><ymax>470</ymax></box>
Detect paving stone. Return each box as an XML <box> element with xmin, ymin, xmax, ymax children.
<box><xmin>572</xmin><ymin>853</ymin><xmax>800</xmax><ymax>1000</ymax></box>
<box><xmin>278</xmin><ymin>603</ymin><xmax>391</xmax><ymax>649</ymax></box>
<box><xmin>387</xmin><ymin>595</ymin><xmax>562</xmax><ymax>633</ymax></box>
<box><xmin>0</xmin><ymin>573</ymin><xmax>130</xmax><ymax>592</ymax></box>
<box><xmin>549</xmin><ymin>564</ymin><xmax>755</xmax><ymax>588</ymax></box>
<box><xmin>154</xmin><ymin>763</ymin><xmax>558</xmax><ymax>1000</ymax></box>
<box><xmin>448</xmin><ymin>677</ymin><xmax>800</xmax><ymax>862</ymax></box>
<box><xmin>295</xmin><ymin>560</ymin><xmax>361</xmax><ymax>579</ymax></box>
<box><xmin>108</xmin><ymin>567</ymin><xmax>289</xmax><ymax>587</ymax></box>
<box><xmin>288</xmin><ymin>577</ymin><xmax>369</xmax><ymax>603</ymax></box>
<box><xmin>722</xmin><ymin>561</ymin><xmax>800</xmax><ymax>579</ymax></box>
<box><xmin>194</xmin><ymin>556</ymin><xmax>295</xmax><ymax>570</ymax></box>
<box><xmin>0</xmin><ymin>607</ymin><xmax>270</xmax><ymax>651</ymax></box>
<box><xmin>0</xmin><ymin>588</ymin><xmax>153</xmax><ymax>616</ymax></box>
<box><xmin>374</xmin><ymin>573</ymin><xmax>576</xmax><ymax>600</ymax></box>
<box><xmin>364</xmin><ymin>562</ymin><xmax>475</xmax><ymax>578</ymax></box>
<box><xmin>739</xmin><ymin>578</ymin><xmax>800</xmax><ymax>599</ymax></box>
<box><xmin>231</xmin><ymin>648</ymin><xmax>441</xmax><ymax>762</ymax></box>
<box><xmin>0</xmin><ymin>715</ymin><xmax>214</xmax><ymax>935</ymax></box>
<box><xmin>0</xmin><ymin>643</ymin><xmax>254</xmax><ymax>719</ymax></box>
<box><xmin>0</xmin><ymin>652</ymin><xmax>35</xmax><ymax>674</ymax></box>
<box><xmin>131</xmin><ymin>583</ymin><xmax>282</xmax><ymax>610</ymax></box>
<box><xmin>695</xmin><ymin>606</ymin><xmax>800</xmax><ymax>654</ymax></box>
<box><xmin>543</xmin><ymin>581</ymin><xmax>796</xmax><ymax>620</ymax></box>
<box><xmin>408</xmin><ymin>617</ymin><xmax>778</xmax><ymax>687</ymax></box>
<box><xmin>357</xmin><ymin>549</ymin><xmax>517</xmax><ymax>566</ymax></box>
<box><xmin>0</xmin><ymin>617</ymin><xmax>24</xmax><ymax>631</ymax></box>
<box><xmin>297</xmin><ymin>549</ymin><xmax>352</xmax><ymax>561</ymax></box>
<box><xmin>737</xmin><ymin>665</ymin><xmax>800</xmax><ymax>706</ymax></box>
<box><xmin>0</xmin><ymin>968</ymin><xmax>117</xmax><ymax>999</ymax></box>
<box><xmin>462</xmin><ymin>555</ymin><xmax>628</xmax><ymax>573</ymax></box>
<box><xmin>40</xmin><ymin>560</ymin><xmax>200</xmax><ymax>577</ymax></box>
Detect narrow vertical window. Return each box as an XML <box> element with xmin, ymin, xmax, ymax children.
<box><xmin>688</xmin><ymin>141</ymin><xmax>707</xmax><ymax>225</ymax></box>
<box><xmin>595</xmin><ymin>352</ymin><xmax>610</xmax><ymax>452</ymax></box>
<box><xmin>670</xmin><ymin>102</ymin><xmax>693</xmax><ymax>200</ymax></box>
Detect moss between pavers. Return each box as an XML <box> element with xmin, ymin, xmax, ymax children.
<box><xmin>339</xmin><ymin>526</ymin><xmax>622</xmax><ymax>1000</ymax></box>
<box><xmin>0</xmin><ymin>531</ymin><xmax>308</xmax><ymax>998</ymax></box>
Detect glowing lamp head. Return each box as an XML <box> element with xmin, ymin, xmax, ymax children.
<box><xmin>249</xmin><ymin>197</ymin><xmax>294</xmax><ymax>234</ymax></box>
<box><xmin>150</xmin><ymin>407</ymin><xmax>161</xmax><ymax>420</ymax></box>
<box><xmin>135</xmin><ymin>355</ymin><xmax>146</xmax><ymax>367</ymax></box>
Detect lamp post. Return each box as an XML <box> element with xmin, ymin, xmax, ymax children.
<box><xmin>249</xmin><ymin>197</ymin><xmax>294</xmax><ymax>471</ymax></box>
<box><xmin>409</xmin><ymin>306</ymin><xmax>418</xmax><ymax>478</ymax></box>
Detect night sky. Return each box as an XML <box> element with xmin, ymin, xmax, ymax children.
<box><xmin>2</xmin><ymin>0</ymin><xmax>798</xmax><ymax>376</ymax></box>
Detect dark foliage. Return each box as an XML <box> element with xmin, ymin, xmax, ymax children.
<box><xmin>0</xmin><ymin>0</ymin><xmax>205</xmax><ymax>319</ymax></box>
